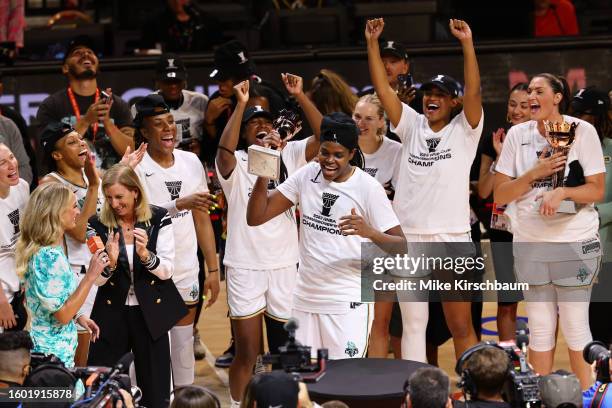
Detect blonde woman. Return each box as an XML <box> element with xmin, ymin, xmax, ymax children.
<box><xmin>16</xmin><ymin>183</ymin><xmax>107</xmax><ymax>367</ymax></box>
<box><xmin>87</xmin><ymin>164</ymin><xmax>185</xmax><ymax>408</ymax></box>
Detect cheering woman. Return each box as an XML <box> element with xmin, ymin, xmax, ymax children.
<box><xmin>366</xmin><ymin>18</ymin><xmax>484</xmax><ymax>361</ymax></box>
<box><xmin>247</xmin><ymin>112</ymin><xmax>404</xmax><ymax>361</ymax></box>
<box><xmin>87</xmin><ymin>164</ymin><xmax>187</xmax><ymax>408</ymax></box>
<box><xmin>494</xmin><ymin>73</ymin><xmax>605</xmax><ymax>389</ymax></box>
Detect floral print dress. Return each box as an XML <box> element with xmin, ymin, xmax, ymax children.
<box><xmin>24</xmin><ymin>246</ymin><xmax>78</xmax><ymax>367</ymax></box>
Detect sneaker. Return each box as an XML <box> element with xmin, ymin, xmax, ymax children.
<box><xmin>215</xmin><ymin>341</ymin><xmax>235</xmax><ymax>368</ymax></box>
<box><xmin>193</xmin><ymin>327</ymin><xmax>206</xmax><ymax>360</ymax></box>
<box><xmin>253</xmin><ymin>354</ymin><xmax>266</xmax><ymax>375</ymax></box>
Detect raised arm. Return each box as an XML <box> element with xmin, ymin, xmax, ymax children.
<box><xmin>246</xmin><ymin>176</ymin><xmax>294</xmax><ymax>226</ymax></box>
<box><xmin>215</xmin><ymin>81</ymin><xmax>249</xmax><ymax>178</ymax></box>
<box><xmin>365</xmin><ymin>18</ymin><xmax>403</xmax><ymax>128</ymax></box>
<box><xmin>282</xmin><ymin>73</ymin><xmax>322</xmax><ymax>161</ymax></box>
<box><xmin>449</xmin><ymin>19</ymin><xmax>482</xmax><ymax>129</ymax></box>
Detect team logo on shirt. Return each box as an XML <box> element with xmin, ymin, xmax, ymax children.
<box><xmin>345</xmin><ymin>341</ymin><xmax>359</xmax><ymax>357</ymax></box>
<box><xmin>364</xmin><ymin>168</ymin><xmax>378</xmax><ymax>178</ymax></box>
<box><xmin>321</xmin><ymin>192</ymin><xmax>340</xmax><ymax>216</ymax></box>
<box><xmin>426</xmin><ymin>137</ymin><xmax>441</xmax><ymax>153</ymax></box>
<box><xmin>165</xmin><ymin>181</ymin><xmax>183</xmax><ymax>200</ymax></box>
<box><xmin>8</xmin><ymin>209</ymin><xmax>19</xmax><ymax>235</ymax></box>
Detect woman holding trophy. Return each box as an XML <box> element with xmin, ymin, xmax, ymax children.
<box><xmin>494</xmin><ymin>73</ymin><xmax>605</xmax><ymax>389</ymax></box>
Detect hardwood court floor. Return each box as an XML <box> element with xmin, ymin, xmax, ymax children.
<box><xmin>194</xmin><ymin>286</ymin><xmax>572</xmax><ymax>407</ymax></box>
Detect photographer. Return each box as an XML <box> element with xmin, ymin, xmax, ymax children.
<box><xmin>454</xmin><ymin>345</ymin><xmax>512</xmax><ymax>408</ymax></box>
<box><xmin>404</xmin><ymin>367</ymin><xmax>452</xmax><ymax>408</ymax></box>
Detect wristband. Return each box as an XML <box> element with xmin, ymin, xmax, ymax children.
<box><xmin>489</xmin><ymin>160</ymin><xmax>497</xmax><ymax>175</ymax></box>
<box><xmin>208</xmin><ymin>268</ymin><xmax>219</xmax><ymax>273</ymax></box>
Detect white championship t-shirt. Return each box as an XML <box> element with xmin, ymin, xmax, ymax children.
<box><xmin>362</xmin><ymin>136</ymin><xmax>402</xmax><ymax>187</ymax></box>
<box><xmin>136</xmin><ymin>149</ymin><xmax>208</xmax><ymax>284</ymax></box>
<box><xmin>131</xmin><ymin>90</ymin><xmax>208</xmax><ymax>145</ymax></box>
<box><xmin>216</xmin><ymin>139</ymin><xmax>308</xmax><ymax>270</ymax></box>
<box><xmin>495</xmin><ymin>115</ymin><xmax>605</xmax><ymax>243</ymax></box>
<box><xmin>277</xmin><ymin>162</ymin><xmax>400</xmax><ymax>314</ymax></box>
<box><xmin>47</xmin><ymin>172</ymin><xmax>104</xmax><ymax>268</ymax></box>
<box><xmin>0</xmin><ymin>179</ymin><xmax>28</xmax><ymax>297</ymax></box>
<box><xmin>391</xmin><ymin>103</ymin><xmax>483</xmax><ymax>234</ymax></box>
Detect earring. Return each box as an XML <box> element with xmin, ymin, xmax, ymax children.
<box><xmin>506</xmin><ymin>114</ymin><xmax>512</xmax><ymax>123</ymax></box>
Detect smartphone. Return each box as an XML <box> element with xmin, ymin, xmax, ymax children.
<box><xmin>100</xmin><ymin>90</ymin><xmax>111</xmax><ymax>104</ymax></box>
<box><xmin>397</xmin><ymin>74</ymin><xmax>413</xmax><ymax>89</ymax></box>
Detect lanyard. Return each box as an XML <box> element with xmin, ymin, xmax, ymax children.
<box><xmin>67</xmin><ymin>87</ymin><xmax>100</xmax><ymax>141</ymax></box>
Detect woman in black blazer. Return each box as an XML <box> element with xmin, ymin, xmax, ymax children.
<box><xmin>87</xmin><ymin>164</ymin><xmax>187</xmax><ymax>408</ymax></box>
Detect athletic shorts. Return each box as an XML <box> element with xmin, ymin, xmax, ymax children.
<box><xmin>226</xmin><ymin>265</ymin><xmax>297</xmax><ymax>320</ymax></box>
<box><xmin>174</xmin><ymin>270</ymin><xmax>200</xmax><ymax>306</ymax></box>
<box><xmin>514</xmin><ymin>257</ymin><xmax>601</xmax><ymax>288</ymax></box>
<box><xmin>73</xmin><ymin>265</ymin><xmax>97</xmax><ymax>332</ymax></box>
<box><xmin>292</xmin><ymin>303</ymin><xmax>372</xmax><ymax>360</ymax></box>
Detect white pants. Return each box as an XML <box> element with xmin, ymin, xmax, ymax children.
<box><xmin>292</xmin><ymin>303</ymin><xmax>372</xmax><ymax>360</ymax></box>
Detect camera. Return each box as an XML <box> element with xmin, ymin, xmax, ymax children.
<box><xmin>262</xmin><ymin>318</ymin><xmax>328</xmax><ymax>383</ymax></box>
<box><xmin>272</xmin><ymin>109</ymin><xmax>301</xmax><ymax>141</ymax></box>
<box><xmin>583</xmin><ymin>341</ymin><xmax>611</xmax><ymax>383</ymax></box>
<box><xmin>457</xmin><ymin>321</ymin><xmax>541</xmax><ymax>408</ymax></box>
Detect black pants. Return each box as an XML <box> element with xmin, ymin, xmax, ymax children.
<box><xmin>88</xmin><ymin>306</ymin><xmax>171</xmax><ymax>408</ymax></box>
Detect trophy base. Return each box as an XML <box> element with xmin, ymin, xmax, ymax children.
<box><xmin>557</xmin><ymin>199</ymin><xmax>577</xmax><ymax>214</ymax></box>
<box><xmin>247</xmin><ymin>145</ymin><xmax>281</xmax><ymax>180</ymax></box>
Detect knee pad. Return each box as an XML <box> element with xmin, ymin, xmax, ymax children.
<box><xmin>264</xmin><ymin>315</ymin><xmax>289</xmax><ymax>355</ymax></box>
<box><xmin>525</xmin><ymin>302</ymin><xmax>557</xmax><ymax>352</ymax></box>
<box><xmin>170</xmin><ymin>325</ymin><xmax>195</xmax><ymax>386</ymax></box>
<box><xmin>559</xmin><ymin>302</ymin><xmax>592</xmax><ymax>350</ymax></box>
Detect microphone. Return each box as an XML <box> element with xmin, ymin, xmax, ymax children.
<box><xmin>86</xmin><ymin>229</ymin><xmax>113</xmax><ymax>285</ymax></box>
<box><xmin>108</xmin><ymin>352</ymin><xmax>134</xmax><ymax>378</ymax></box>
<box><xmin>516</xmin><ymin>319</ymin><xmax>530</xmax><ymax>354</ymax></box>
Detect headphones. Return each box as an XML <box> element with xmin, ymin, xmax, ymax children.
<box><xmin>455</xmin><ymin>342</ymin><xmax>512</xmax><ymax>399</ymax></box>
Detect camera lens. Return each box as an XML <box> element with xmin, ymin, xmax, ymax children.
<box><xmin>583</xmin><ymin>340</ymin><xmax>610</xmax><ymax>364</ymax></box>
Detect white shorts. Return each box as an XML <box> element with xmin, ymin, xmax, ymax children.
<box><xmin>292</xmin><ymin>303</ymin><xmax>372</xmax><ymax>360</ymax></box>
<box><xmin>174</xmin><ymin>271</ymin><xmax>200</xmax><ymax>305</ymax></box>
<box><xmin>73</xmin><ymin>265</ymin><xmax>97</xmax><ymax>332</ymax></box>
<box><xmin>515</xmin><ymin>257</ymin><xmax>601</xmax><ymax>288</ymax></box>
<box><xmin>226</xmin><ymin>265</ymin><xmax>297</xmax><ymax>320</ymax></box>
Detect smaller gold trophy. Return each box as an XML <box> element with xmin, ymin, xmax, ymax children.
<box><xmin>543</xmin><ymin>120</ymin><xmax>579</xmax><ymax>214</ymax></box>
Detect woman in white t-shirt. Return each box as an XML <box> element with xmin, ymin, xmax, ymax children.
<box><xmin>247</xmin><ymin>112</ymin><xmax>404</xmax><ymax>361</ymax></box>
<box><xmin>215</xmin><ymin>80</ymin><xmax>321</xmax><ymax>407</ymax></box>
<box><xmin>494</xmin><ymin>73</ymin><xmax>605</xmax><ymax>389</ymax></box>
<box><xmin>366</xmin><ymin>18</ymin><xmax>484</xmax><ymax>362</ymax></box>
<box><xmin>0</xmin><ymin>143</ymin><xmax>29</xmax><ymax>333</ymax></box>
<box><xmin>353</xmin><ymin>93</ymin><xmax>402</xmax><ymax>357</ymax></box>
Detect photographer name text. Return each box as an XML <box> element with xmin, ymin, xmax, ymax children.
<box><xmin>372</xmin><ymin>279</ymin><xmax>529</xmax><ymax>292</ymax></box>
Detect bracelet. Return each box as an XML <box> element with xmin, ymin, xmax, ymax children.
<box><xmin>208</xmin><ymin>268</ymin><xmax>219</xmax><ymax>273</ymax></box>
<box><xmin>141</xmin><ymin>252</ymin><xmax>160</xmax><ymax>271</ymax></box>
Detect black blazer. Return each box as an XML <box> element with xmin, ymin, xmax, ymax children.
<box><xmin>88</xmin><ymin>205</ymin><xmax>187</xmax><ymax>341</ymax></box>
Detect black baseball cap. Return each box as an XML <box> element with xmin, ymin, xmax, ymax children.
<box><xmin>242</xmin><ymin>105</ymin><xmax>273</xmax><ymax>124</ymax></box>
<box><xmin>420</xmin><ymin>74</ymin><xmax>461</xmax><ymax>98</ymax></box>
<box><xmin>133</xmin><ymin>94</ymin><xmax>170</xmax><ymax>128</ymax></box>
<box><xmin>249</xmin><ymin>371</ymin><xmax>299</xmax><ymax>408</ymax></box>
<box><xmin>571</xmin><ymin>87</ymin><xmax>609</xmax><ymax>115</ymax></box>
<box><xmin>320</xmin><ymin>112</ymin><xmax>359</xmax><ymax>150</ymax></box>
<box><xmin>209</xmin><ymin>40</ymin><xmax>255</xmax><ymax>82</ymax></box>
<box><xmin>63</xmin><ymin>35</ymin><xmax>96</xmax><ymax>62</ymax></box>
<box><xmin>40</xmin><ymin>122</ymin><xmax>77</xmax><ymax>158</ymax></box>
<box><xmin>380</xmin><ymin>40</ymin><xmax>409</xmax><ymax>61</ymax></box>
<box><xmin>156</xmin><ymin>53</ymin><xmax>187</xmax><ymax>82</ymax></box>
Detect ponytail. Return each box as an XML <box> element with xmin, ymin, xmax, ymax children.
<box><xmin>350</xmin><ymin>146</ymin><xmax>365</xmax><ymax>170</ymax></box>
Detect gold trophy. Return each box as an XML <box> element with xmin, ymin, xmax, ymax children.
<box><xmin>543</xmin><ymin>120</ymin><xmax>579</xmax><ymax>214</ymax></box>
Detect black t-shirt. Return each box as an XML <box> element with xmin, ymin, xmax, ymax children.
<box><xmin>453</xmin><ymin>399</ymin><xmax>512</xmax><ymax>408</ymax></box>
<box><xmin>35</xmin><ymin>89</ymin><xmax>133</xmax><ymax>170</ymax></box>
<box><xmin>140</xmin><ymin>5</ymin><xmax>224</xmax><ymax>52</ymax></box>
